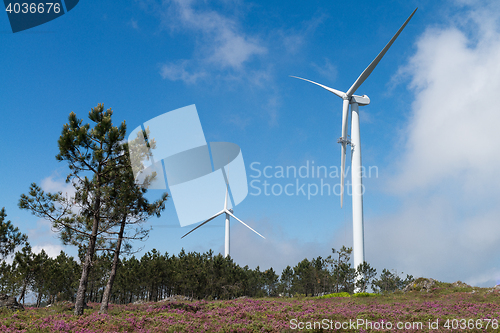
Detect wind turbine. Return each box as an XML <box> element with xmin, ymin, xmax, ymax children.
<box><xmin>291</xmin><ymin>8</ymin><xmax>417</xmax><ymax>277</ymax></box>
<box><xmin>181</xmin><ymin>183</ymin><xmax>265</xmax><ymax>258</ymax></box>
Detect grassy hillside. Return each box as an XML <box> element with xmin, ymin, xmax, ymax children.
<box><xmin>1</xmin><ymin>283</ymin><xmax>499</xmax><ymax>332</ymax></box>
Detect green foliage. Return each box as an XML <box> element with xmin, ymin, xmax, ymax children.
<box><xmin>326</xmin><ymin>246</ymin><xmax>355</xmax><ymax>293</ymax></box>
<box><xmin>13</xmin><ymin>244</ymin><xmax>35</xmax><ymax>304</ymax></box>
<box><xmin>0</xmin><ymin>247</ymin><xmax>79</xmax><ymax>307</ymax></box>
<box><xmin>278</xmin><ymin>265</ymin><xmax>293</xmax><ymax>297</ymax></box>
<box><xmin>317</xmin><ymin>292</ymin><xmax>350</xmax><ymax>298</ymax></box>
<box><xmin>355</xmin><ymin>261</ymin><xmax>377</xmax><ymax>292</ymax></box>
<box><xmin>19</xmin><ymin>105</ymin><xmax>130</xmax><ymax>315</ymax></box>
<box><xmin>108</xmin><ymin>249</ymin><xmax>276</xmax><ymax>302</ymax></box>
<box><xmin>0</xmin><ymin>207</ymin><xmax>27</xmax><ymax>260</ymax></box>
<box><xmin>262</xmin><ymin>268</ymin><xmax>279</xmax><ymax>297</ymax></box>
<box><xmin>1</xmin><ymin>242</ymin><xmax>491</xmax><ymax>306</ymax></box>
<box><xmin>44</xmin><ymin>251</ymin><xmax>79</xmax><ymax>302</ymax></box>
<box><xmin>352</xmin><ymin>292</ymin><xmax>378</xmax><ymax>297</ymax></box>
<box><xmin>372</xmin><ymin>269</ymin><xmax>414</xmax><ymax>293</ymax></box>
<box><xmin>0</xmin><ymin>261</ymin><xmax>21</xmax><ymax>295</ymax></box>
<box><xmin>451</xmin><ymin>286</ymin><xmax>474</xmax><ymax>293</ymax></box>
<box><xmin>19</xmin><ymin>105</ymin><xmax>134</xmax><ymax>248</ymax></box>
<box><xmin>19</xmin><ymin>104</ymin><xmax>167</xmax><ymax>315</ymax></box>
<box><xmin>292</xmin><ymin>258</ymin><xmax>314</xmax><ymax>296</ymax></box>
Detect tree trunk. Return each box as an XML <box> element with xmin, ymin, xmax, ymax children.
<box><xmin>19</xmin><ymin>280</ymin><xmax>27</xmax><ymax>305</ymax></box>
<box><xmin>74</xmin><ymin>193</ymin><xmax>101</xmax><ymax>315</ymax></box>
<box><xmin>89</xmin><ymin>283</ymin><xmax>94</xmax><ymax>303</ymax></box>
<box><xmin>36</xmin><ymin>292</ymin><xmax>42</xmax><ymax>308</ymax></box>
<box><xmin>99</xmin><ymin>216</ymin><xmax>126</xmax><ymax>314</ymax></box>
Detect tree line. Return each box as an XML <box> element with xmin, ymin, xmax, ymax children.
<box><xmin>0</xmin><ymin>104</ymin><xmax>414</xmax><ymax>315</ymax></box>
<box><xmin>0</xmin><ymin>242</ymin><xmax>414</xmax><ymax>305</ymax></box>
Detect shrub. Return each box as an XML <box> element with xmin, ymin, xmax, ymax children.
<box><xmin>352</xmin><ymin>292</ymin><xmax>378</xmax><ymax>297</ymax></box>
<box><xmin>317</xmin><ymin>292</ymin><xmax>350</xmax><ymax>299</ymax></box>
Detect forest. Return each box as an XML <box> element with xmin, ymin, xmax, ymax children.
<box><xmin>0</xmin><ymin>104</ymin><xmax>413</xmax><ymax>315</ymax></box>
<box><xmin>0</xmin><ymin>244</ymin><xmax>414</xmax><ymax>307</ymax></box>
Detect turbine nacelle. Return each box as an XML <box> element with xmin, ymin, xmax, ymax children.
<box><xmin>350</xmin><ymin>95</ymin><xmax>370</xmax><ymax>106</ymax></box>
<box><xmin>289</xmin><ymin>76</ymin><xmax>369</xmax><ymax>105</ymax></box>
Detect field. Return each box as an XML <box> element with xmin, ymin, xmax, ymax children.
<box><xmin>1</xmin><ymin>286</ymin><xmax>500</xmax><ymax>332</ymax></box>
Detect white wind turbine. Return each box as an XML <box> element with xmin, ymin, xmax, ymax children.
<box><xmin>291</xmin><ymin>8</ymin><xmax>417</xmax><ymax>276</ymax></box>
<box><xmin>181</xmin><ymin>182</ymin><xmax>265</xmax><ymax>258</ymax></box>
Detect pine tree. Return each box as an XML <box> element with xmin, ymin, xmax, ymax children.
<box><xmin>327</xmin><ymin>246</ymin><xmax>355</xmax><ymax>293</ymax></box>
<box><xmin>0</xmin><ymin>208</ymin><xmax>27</xmax><ymax>261</ymax></box>
<box><xmin>97</xmin><ymin>134</ymin><xmax>167</xmax><ymax>313</ymax></box>
<box><xmin>293</xmin><ymin>259</ymin><xmax>315</xmax><ymax>296</ymax></box>
<box><xmin>355</xmin><ymin>261</ymin><xmax>377</xmax><ymax>292</ymax></box>
<box><xmin>13</xmin><ymin>243</ymin><xmax>35</xmax><ymax>304</ymax></box>
<box><xmin>20</xmin><ymin>104</ymin><xmax>129</xmax><ymax>315</ymax></box>
<box><xmin>263</xmin><ymin>268</ymin><xmax>279</xmax><ymax>296</ymax></box>
<box><xmin>31</xmin><ymin>250</ymin><xmax>49</xmax><ymax>307</ymax></box>
<box><xmin>279</xmin><ymin>266</ymin><xmax>293</xmax><ymax>297</ymax></box>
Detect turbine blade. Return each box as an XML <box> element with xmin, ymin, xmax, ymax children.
<box><xmin>339</xmin><ymin>99</ymin><xmax>350</xmax><ymax>208</ymax></box>
<box><xmin>290</xmin><ymin>76</ymin><xmax>345</xmax><ymax>99</ymax></box>
<box><xmin>224</xmin><ymin>185</ymin><xmax>228</xmax><ymax>210</ymax></box>
<box><xmin>181</xmin><ymin>210</ymin><xmax>225</xmax><ymax>239</ymax></box>
<box><xmin>340</xmin><ymin>144</ymin><xmax>345</xmax><ymax>208</ymax></box>
<box><xmin>346</xmin><ymin>8</ymin><xmax>417</xmax><ymax>97</ymax></box>
<box><xmin>226</xmin><ymin>210</ymin><xmax>266</xmax><ymax>239</ymax></box>
<box><xmin>340</xmin><ymin>100</ymin><xmax>350</xmax><ymax>208</ymax></box>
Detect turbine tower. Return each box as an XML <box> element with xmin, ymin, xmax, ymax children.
<box><xmin>181</xmin><ymin>183</ymin><xmax>265</xmax><ymax>258</ymax></box>
<box><xmin>291</xmin><ymin>8</ymin><xmax>417</xmax><ymax>277</ymax></box>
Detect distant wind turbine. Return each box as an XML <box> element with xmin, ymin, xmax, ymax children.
<box><xmin>291</xmin><ymin>8</ymin><xmax>417</xmax><ymax>278</ymax></box>
<box><xmin>181</xmin><ymin>183</ymin><xmax>265</xmax><ymax>258</ymax></box>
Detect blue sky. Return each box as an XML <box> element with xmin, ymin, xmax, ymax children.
<box><xmin>2</xmin><ymin>0</ymin><xmax>500</xmax><ymax>287</ymax></box>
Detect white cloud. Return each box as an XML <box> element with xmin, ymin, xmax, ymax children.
<box><xmin>129</xmin><ymin>18</ymin><xmax>139</xmax><ymax>30</ymax></box>
<box><xmin>364</xmin><ymin>199</ymin><xmax>500</xmax><ymax>287</ymax></box>
<box><xmin>229</xmin><ymin>217</ymin><xmax>326</xmax><ymax>273</ymax></box>
<box><xmin>280</xmin><ymin>15</ymin><xmax>326</xmax><ymax>55</ymax></box>
<box><xmin>153</xmin><ymin>0</ymin><xmax>266</xmax><ymax>84</ymax></box>
<box><xmin>27</xmin><ymin>219</ymin><xmax>60</xmax><ymax>245</ymax></box>
<box><xmin>265</xmin><ymin>96</ymin><xmax>280</xmax><ymax>127</ymax></box>
<box><xmin>32</xmin><ymin>244</ymin><xmax>65</xmax><ymax>258</ymax></box>
<box><xmin>370</xmin><ymin>2</ymin><xmax>500</xmax><ymax>287</ymax></box>
<box><xmin>392</xmin><ymin>5</ymin><xmax>500</xmax><ymax>194</ymax></box>
<box><xmin>23</xmin><ymin>218</ymin><xmax>68</xmax><ymax>260</ymax></box>
<box><xmin>171</xmin><ymin>0</ymin><xmax>266</xmax><ymax>68</ymax></box>
<box><xmin>41</xmin><ymin>175</ymin><xmax>75</xmax><ymax>197</ymax></box>
<box><xmin>311</xmin><ymin>58</ymin><xmax>338</xmax><ymax>82</ymax></box>
<box><xmin>160</xmin><ymin>60</ymin><xmax>207</xmax><ymax>83</ymax></box>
